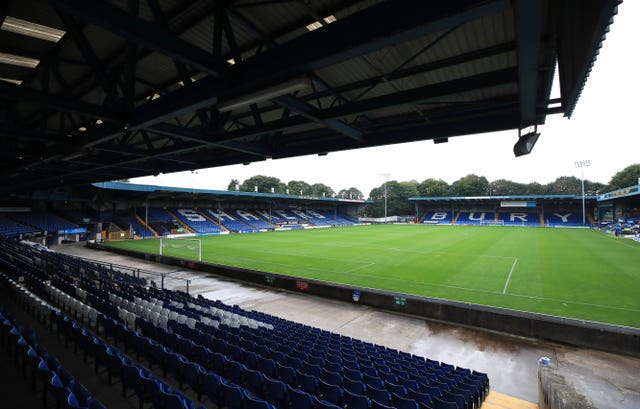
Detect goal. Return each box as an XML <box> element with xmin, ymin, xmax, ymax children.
<box><xmin>480</xmin><ymin>220</ymin><xmax>504</xmax><ymax>226</ymax></box>
<box><xmin>159</xmin><ymin>237</ymin><xmax>202</xmax><ymax>261</ymax></box>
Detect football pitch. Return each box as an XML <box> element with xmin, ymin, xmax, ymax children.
<box><xmin>105</xmin><ymin>225</ymin><xmax>640</xmax><ymax>328</ymax></box>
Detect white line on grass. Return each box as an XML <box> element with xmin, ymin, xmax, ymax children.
<box><xmin>333</xmin><ymin>270</ymin><xmax>640</xmax><ymax>313</ymax></box>
<box><xmin>342</xmin><ymin>263</ymin><xmax>376</xmax><ymax>274</ymax></box>
<box><xmin>502</xmin><ymin>258</ymin><xmax>518</xmax><ymax>294</ymax></box>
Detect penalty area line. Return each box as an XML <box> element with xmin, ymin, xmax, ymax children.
<box><xmin>502</xmin><ymin>258</ymin><xmax>518</xmax><ymax>294</ymax></box>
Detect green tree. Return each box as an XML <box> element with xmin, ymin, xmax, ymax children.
<box><xmin>310</xmin><ymin>183</ymin><xmax>335</xmax><ymax>198</ymax></box>
<box><xmin>366</xmin><ymin>180</ymin><xmax>418</xmax><ymax>217</ymax></box>
<box><xmin>449</xmin><ymin>174</ymin><xmax>489</xmax><ymax>196</ymax></box>
<box><xmin>338</xmin><ymin>187</ymin><xmax>364</xmax><ymax>200</ymax></box>
<box><xmin>287</xmin><ymin>180</ymin><xmax>311</xmax><ymax>195</ymax></box>
<box><xmin>240</xmin><ymin>175</ymin><xmax>286</xmax><ymax>193</ymax></box>
<box><xmin>547</xmin><ymin>176</ymin><xmax>581</xmax><ymax>195</ymax></box>
<box><xmin>417</xmin><ymin>178</ymin><xmax>449</xmax><ymax>197</ymax></box>
<box><xmin>608</xmin><ymin>163</ymin><xmax>640</xmax><ymax>190</ymax></box>
<box><xmin>524</xmin><ymin>181</ymin><xmax>548</xmax><ymax>195</ymax></box>
<box><xmin>489</xmin><ymin>179</ymin><xmax>527</xmax><ymax>196</ymax></box>
<box><xmin>227</xmin><ymin>178</ymin><xmax>240</xmax><ymax>191</ymax></box>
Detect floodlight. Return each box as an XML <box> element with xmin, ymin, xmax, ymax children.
<box><xmin>513</xmin><ymin>131</ymin><xmax>540</xmax><ymax>157</ymax></box>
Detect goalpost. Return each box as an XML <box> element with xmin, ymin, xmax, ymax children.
<box><xmin>159</xmin><ymin>237</ymin><xmax>202</xmax><ymax>261</ymax></box>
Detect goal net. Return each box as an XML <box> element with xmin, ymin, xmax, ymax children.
<box><xmin>480</xmin><ymin>220</ymin><xmax>504</xmax><ymax>226</ymax></box>
<box><xmin>159</xmin><ymin>237</ymin><xmax>202</xmax><ymax>261</ymax></box>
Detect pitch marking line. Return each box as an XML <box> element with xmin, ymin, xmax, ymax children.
<box><xmin>342</xmin><ymin>263</ymin><xmax>376</xmax><ymax>274</ymax></box>
<box><xmin>336</xmin><ymin>270</ymin><xmax>640</xmax><ymax>313</ymax></box>
<box><xmin>502</xmin><ymin>258</ymin><xmax>518</xmax><ymax>294</ymax></box>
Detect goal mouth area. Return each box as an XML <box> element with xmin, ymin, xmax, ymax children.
<box><xmin>159</xmin><ymin>237</ymin><xmax>202</xmax><ymax>261</ymax></box>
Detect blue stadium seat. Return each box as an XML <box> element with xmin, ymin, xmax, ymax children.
<box><xmin>287</xmin><ymin>385</ymin><xmax>314</xmax><ymax>409</ymax></box>
<box><xmin>342</xmin><ymin>389</ymin><xmax>371</xmax><ymax>409</ymax></box>
<box><xmin>221</xmin><ymin>380</ymin><xmax>245</xmax><ymax>409</ymax></box>
<box><xmin>276</xmin><ymin>362</ymin><xmax>297</xmax><ymax>385</ymax></box>
<box><xmin>392</xmin><ymin>393</ymin><xmax>419</xmax><ymax>409</ymax></box>
<box><xmin>343</xmin><ymin>375</ymin><xmax>367</xmax><ymax>395</ymax></box>
<box><xmin>242</xmin><ymin>367</ymin><xmax>265</xmax><ymax>397</ymax></box>
<box><xmin>367</xmin><ymin>385</ymin><xmax>392</xmax><ymax>406</ymax></box>
<box><xmin>202</xmin><ymin>371</ymin><xmax>222</xmax><ymax>406</ymax></box>
<box><xmin>244</xmin><ymin>390</ymin><xmax>276</xmax><ymax>409</ymax></box>
<box><xmin>432</xmin><ymin>397</ymin><xmax>459</xmax><ymax>409</ymax></box>
<box><xmin>297</xmin><ymin>371</ymin><xmax>319</xmax><ymax>394</ymax></box>
<box><xmin>313</xmin><ymin>396</ymin><xmax>341</xmax><ymax>409</ymax></box>
<box><xmin>263</xmin><ymin>376</ymin><xmax>287</xmax><ymax>408</ymax></box>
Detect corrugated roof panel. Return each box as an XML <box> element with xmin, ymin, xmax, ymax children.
<box><xmin>109</xmin><ymin>0</ymin><xmax>184</xmax><ymax>23</ymax></box>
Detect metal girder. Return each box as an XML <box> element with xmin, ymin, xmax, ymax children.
<box><xmin>233</xmin><ymin>0</ymin><xmax>510</xmax><ymax>84</ymax></box>
<box><xmin>56</xmin><ymin>11</ymin><xmax>119</xmax><ymax>97</ymax></box>
<box><xmin>48</xmin><ymin>0</ymin><xmax>228</xmax><ymax>77</ymax></box>
<box><xmin>146</xmin><ymin>0</ymin><xmax>209</xmax><ymax>126</ymax></box>
<box><xmin>0</xmin><ymin>80</ymin><xmax>122</xmax><ymax>121</ymax></box>
<box><xmin>273</xmin><ymin>95</ymin><xmax>364</xmax><ymax>142</ymax></box>
<box><xmin>200</xmin><ymin>68</ymin><xmax>518</xmax><ymax>144</ymax></box>
<box><xmin>228</xmin><ymin>41</ymin><xmax>516</xmax><ymax>123</ymax></box>
<box><xmin>0</xmin><ymin>124</ymin><xmax>63</xmax><ymax>142</ymax></box>
<box><xmin>322</xmin><ymin>68</ymin><xmax>518</xmax><ymax>119</ymax></box>
<box><xmin>516</xmin><ymin>0</ymin><xmax>542</xmax><ymax>126</ymax></box>
<box><xmin>269</xmin><ymin>112</ymin><xmax>519</xmax><ymax>160</ymax></box>
<box><xmin>95</xmin><ymin>145</ymin><xmax>201</xmax><ymax>167</ymax></box>
<box><xmin>148</xmin><ymin>123</ymin><xmax>267</xmax><ymax>157</ymax></box>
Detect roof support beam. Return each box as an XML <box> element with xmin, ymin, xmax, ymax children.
<box><xmin>148</xmin><ymin>123</ymin><xmax>266</xmax><ymax>157</ymax></box>
<box><xmin>48</xmin><ymin>0</ymin><xmax>228</xmax><ymax>77</ymax></box>
<box><xmin>0</xmin><ymin>80</ymin><xmax>121</xmax><ymax>121</ymax></box>
<box><xmin>516</xmin><ymin>0</ymin><xmax>542</xmax><ymax>126</ymax></box>
<box><xmin>56</xmin><ymin>12</ymin><xmax>119</xmax><ymax>98</ymax></box>
<box><xmin>196</xmin><ymin>68</ymin><xmax>519</xmax><ymax>144</ymax></box>
<box><xmin>273</xmin><ymin>95</ymin><xmax>364</xmax><ymax>142</ymax></box>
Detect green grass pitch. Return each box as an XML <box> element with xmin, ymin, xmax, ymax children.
<box><xmin>105</xmin><ymin>225</ymin><xmax>640</xmax><ymax>328</ymax></box>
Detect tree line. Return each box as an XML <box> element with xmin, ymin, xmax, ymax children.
<box><xmin>228</xmin><ymin>163</ymin><xmax>640</xmax><ymax>217</ymax></box>
<box><xmin>365</xmin><ymin>163</ymin><xmax>640</xmax><ymax>217</ymax></box>
<box><xmin>227</xmin><ymin>175</ymin><xmax>363</xmax><ymax>200</ymax></box>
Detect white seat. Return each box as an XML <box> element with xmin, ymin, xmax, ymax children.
<box><xmin>185</xmin><ymin>318</ymin><xmax>196</xmax><ymax>329</ymax></box>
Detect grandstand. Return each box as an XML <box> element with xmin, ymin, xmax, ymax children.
<box><xmin>412</xmin><ymin>195</ymin><xmax>598</xmax><ymax>229</ymax></box>
<box><xmin>0</xmin><ymin>216</ymin><xmax>39</xmax><ymax>238</ymax></box>
<box><xmin>204</xmin><ymin>209</ymin><xmax>255</xmax><ymax>233</ymax></box>
<box><xmin>136</xmin><ymin>208</ymin><xmax>186</xmax><ymax>236</ymax></box>
<box><xmin>227</xmin><ymin>210</ymin><xmax>276</xmax><ymax>231</ymax></box>
<box><xmin>8</xmin><ymin>212</ymin><xmax>79</xmax><ymax>234</ymax></box>
<box><xmin>0</xmin><ymin>238</ymin><xmax>490</xmax><ymax>409</ymax></box>
<box><xmin>171</xmin><ymin>209</ymin><xmax>226</xmax><ymax>235</ymax></box>
<box><xmin>114</xmin><ymin>214</ymin><xmax>156</xmax><ymax>238</ymax></box>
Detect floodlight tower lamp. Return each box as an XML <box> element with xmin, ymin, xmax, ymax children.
<box><xmin>380</xmin><ymin>173</ymin><xmax>391</xmax><ymax>223</ymax></box>
<box><xmin>574</xmin><ymin>159</ymin><xmax>591</xmax><ymax>226</ymax></box>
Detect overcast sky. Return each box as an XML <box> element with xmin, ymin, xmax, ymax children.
<box><xmin>133</xmin><ymin>1</ymin><xmax>639</xmax><ymax>197</ymax></box>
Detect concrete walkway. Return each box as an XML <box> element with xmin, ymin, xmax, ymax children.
<box><xmin>54</xmin><ymin>242</ymin><xmax>640</xmax><ymax>408</ymax></box>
